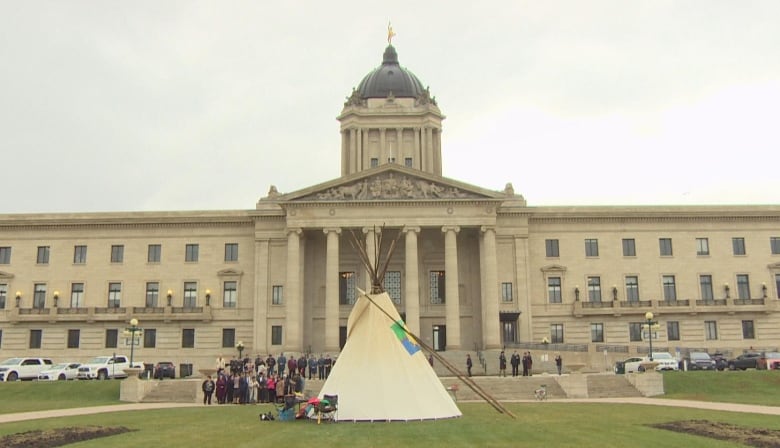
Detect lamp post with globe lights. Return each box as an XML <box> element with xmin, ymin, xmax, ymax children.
<box><xmin>644</xmin><ymin>312</ymin><xmax>657</xmax><ymax>361</ymax></box>
<box><xmin>125</xmin><ymin>318</ymin><xmax>142</xmax><ymax>368</ymax></box>
<box><xmin>236</xmin><ymin>341</ymin><xmax>245</xmax><ymax>360</ymax></box>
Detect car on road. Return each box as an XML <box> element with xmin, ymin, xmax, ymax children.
<box><xmin>681</xmin><ymin>352</ymin><xmax>716</xmax><ymax>371</ymax></box>
<box><xmin>727</xmin><ymin>352</ymin><xmax>762</xmax><ymax>370</ymax></box>
<box><xmin>621</xmin><ymin>357</ymin><xmax>645</xmax><ymax>373</ymax></box>
<box><xmin>0</xmin><ymin>357</ymin><xmax>54</xmax><ymax>381</ymax></box>
<box><xmin>38</xmin><ymin>363</ymin><xmax>81</xmax><ymax>381</ymax></box>
<box><xmin>757</xmin><ymin>352</ymin><xmax>780</xmax><ymax>370</ymax></box>
<box><xmin>622</xmin><ymin>353</ymin><xmax>679</xmax><ymax>373</ymax></box>
<box><xmin>154</xmin><ymin>361</ymin><xmax>176</xmax><ymax>379</ymax></box>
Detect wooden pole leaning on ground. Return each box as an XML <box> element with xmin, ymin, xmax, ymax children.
<box><xmin>348</xmin><ymin>226</ymin><xmax>515</xmax><ymax>418</ymax></box>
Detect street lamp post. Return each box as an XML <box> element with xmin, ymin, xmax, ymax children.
<box><xmin>127</xmin><ymin>318</ymin><xmax>141</xmax><ymax>368</ymax></box>
<box><xmin>644</xmin><ymin>312</ymin><xmax>657</xmax><ymax>361</ymax></box>
<box><xmin>236</xmin><ymin>341</ymin><xmax>245</xmax><ymax>360</ymax></box>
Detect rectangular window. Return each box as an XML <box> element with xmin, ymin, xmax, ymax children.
<box><xmin>37</xmin><ymin>246</ymin><xmax>50</xmax><ymax>264</ymax></box>
<box><xmin>629</xmin><ymin>322</ymin><xmax>643</xmax><ymax>342</ymax></box>
<box><xmin>110</xmin><ymin>245</ymin><xmax>124</xmax><ymax>263</ymax></box>
<box><xmin>659</xmin><ymin>238</ymin><xmax>673</xmax><ymax>256</ymax></box>
<box><xmin>776</xmin><ymin>274</ymin><xmax>780</xmax><ymax>299</ymax></box>
<box><xmin>699</xmin><ymin>275</ymin><xmax>714</xmax><ymax>300</ymax></box>
<box><xmin>370</xmin><ymin>158</ymin><xmax>379</xmax><ymax>168</ymax></box>
<box><xmin>270</xmin><ymin>285</ymin><xmax>283</xmax><ymax>305</ymax></box>
<box><xmin>625</xmin><ymin>276</ymin><xmax>639</xmax><ymax>302</ymax></box>
<box><xmin>696</xmin><ymin>238</ymin><xmax>709</xmax><ymax>256</ymax></box>
<box><xmin>143</xmin><ymin>329</ymin><xmax>157</xmax><ymax>348</ymax></box>
<box><xmin>147</xmin><ymin>244</ymin><xmax>161</xmax><ymax>263</ymax></box>
<box><xmin>387</xmin><ymin>156</ymin><xmax>395</xmax><ymax>164</ymax></box>
<box><xmin>185</xmin><ymin>244</ymin><xmax>199</xmax><ymax>262</ymax></box>
<box><xmin>667</xmin><ymin>321</ymin><xmax>680</xmax><ymax>341</ymax></box>
<box><xmin>339</xmin><ymin>272</ymin><xmax>356</xmax><ymax>305</ymax></box>
<box><xmin>271</xmin><ymin>325</ymin><xmax>283</xmax><ymax>345</ymax></box>
<box><xmin>30</xmin><ymin>329</ymin><xmax>43</xmax><ymax>349</ymax></box>
<box><xmin>590</xmin><ymin>323</ymin><xmax>604</xmax><ymax>343</ymax></box>
<box><xmin>585</xmin><ymin>239</ymin><xmax>599</xmax><ymax>257</ymax></box>
<box><xmin>105</xmin><ymin>329</ymin><xmax>118</xmax><ymax>348</ymax></box>
<box><xmin>70</xmin><ymin>283</ymin><xmax>84</xmax><ymax>308</ymax></box>
<box><xmin>550</xmin><ymin>324</ymin><xmax>564</xmax><ymax>344</ymax></box>
<box><xmin>501</xmin><ymin>282</ymin><xmax>513</xmax><ymax>302</ymax></box>
<box><xmin>384</xmin><ymin>271</ymin><xmax>401</xmax><ymax>304</ymax></box>
<box><xmin>622</xmin><ymin>238</ymin><xmax>636</xmax><ymax>257</ymax></box>
<box><xmin>771</xmin><ymin>237</ymin><xmax>780</xmax><ymax>255</ymax></box>
<box><xmin>742</xmin><ymin>320</ymin><xmax>755</xmax><ymax>339</ymax></box>
<box><xmin>221</xmin><ymin>328</ymin><xmax>235</xmax><ymax>348</ymax></box>
<box><xmin>732</xmin><ymin>237</ymin><xmax>746</xmax><ymax>255</ymax></box>
<box><xmin>545</xmin><ymin>239</ymin><xmax>559</xmax><ymax>257</ymax></box>
<box><xmin>33</xmin><ymin>283</ymin><xmax>46</xmax><ymax>309</ymax></box>
<box><xmin>547</xmin><ymin>277</ymin><xmax>562</xmax><ymax>303</ymax></box>
<box><xmin>430</xmin><ymin>271</ymin><xmax>445</xmax><ymax>304</ymax></box>
<box><xmin>183</xmin><ymin>282</ymin><xmax>197</xmax><ymax>307</ymax></box>
<box><xmin>182</xmin><ymin>329</ymin><xmax>195</xmax><ymax>348</ymax></box>
<box><xmin>0</xmin><ymin>246</ymin><xmax>11</xmax><ymax>264</ymax></box>
<box><xmin>224</xmin><ymin>243</ymin><xmax>238</xmax><ymax>262</ymax></box>
<box><xmin>587</xmin><ymin>276</ymin><xmax>602</xmax><ymax>302</ymax></box>
<box><xmin>736</xmin><ymin>274</ymin><xmax>750</xmax><ymax>299</ymax></box>
<box><xmin>0</xmin><ymin>284</ymin><xmax>7</xmax><ymax>309</ymax></box>
<box><xmin>223</xmin><ymin>281</ymin><xmax>237</xmax><ymax>308</ymax></box>
<box><xmin>145</xmin><ymin>282</ymin><xmax>159</xmax><ymax>307</ymax></box>
<box><xmin>67</xmin><ymin>329</ymin><xmax>80</xmax><ymax>348</ymax></box>
<box><xmin>404</xmin><ymin>157</ymin><xmax>413</xmax><ymax>167</ymax></box>
<box><xmin>73</xmin><ymin>245</ymin><xmax>87</xmax><ymax>264</ymax></box>
<box><xmin>107</xmin><ymin>282</ymin><xmax>121</xmax><ymax>308</ymax></box>
<box><xmin>662</xmin><ymin>275</ymin><xmax>677</xmax><ymax>301</ymax></box>
<box><xmin>705</xmin><ymin>321</ymin><xmax>718</xmax><ymax>340</ymax></box>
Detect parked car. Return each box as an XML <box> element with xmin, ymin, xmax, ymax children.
<box><xmin>154</xmin><ymin>361</ymin><xmax>176</xmax><ymax>379</ymax></box>
<box><xmin>621</xmin><ymin>357</ymin><xmax>645</xmax><ymax>373</ymax></box>
<box><xmin>757</xmin><ymin>352</ymin><xmax>780</xmax><ymax>370</ymax></box>
<box><xmin>77</xmin><ymin>355</ymin><xmax>137</xmax><ymax>380</ymax></box>
<box><xmin>681</xmin><ymin>352</ymin><xmax>716</xmax><ymax>371</ymax></box>
<box><xmin>727</xmin><ymin>352</ymin><xmax>762</xmax><ymax>370</ymax></box>
<box><xmin>38</xmin><ymin>363</ymin><xmax>81</xmax><ymax>381</ymax></box>
<box><xmin>0</xmin><ymin>357</ymin><xmax>54</xmax><ymax>381</ymax></box>
<box><xmin>646</xmin><ymin>352</ymin><xmax>680</xmax><ymax>371</ymax></box>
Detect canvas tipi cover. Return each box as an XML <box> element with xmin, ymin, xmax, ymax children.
<box><xmin>319</xmin><ymin>291</ymin><xmax>462</xmax><ymax>421</ymax></box>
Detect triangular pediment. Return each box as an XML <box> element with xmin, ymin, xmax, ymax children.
<box><xmin>0</xmin><ymin>270</ymin><xmax>14</xmax><ymax>279</ymax></box>
<box><xmin>217</xmin><ymin>269</ymin><xmax>243</xmax><ymax>277</ymax></box>
<box><xmin>269</xmin><ymin>165</ymin><xmax>513</xmax><ymax>203</ymax></box>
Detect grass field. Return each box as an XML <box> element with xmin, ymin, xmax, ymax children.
<box><xmin>0</xmin><ymin>371</ymin><xmax>778</xmax><ymax>448</ymax></box>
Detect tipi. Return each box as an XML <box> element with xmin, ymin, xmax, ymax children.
<box><xmin>318</xmin><ymin>289</ymin><xmax>462</xmax><ymax>421</ymax></box>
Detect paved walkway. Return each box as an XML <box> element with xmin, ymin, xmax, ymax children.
<box><xmin>0</xmin><ymin>398</ymin><xmax>777</xmax><ymax>424</ymax></box>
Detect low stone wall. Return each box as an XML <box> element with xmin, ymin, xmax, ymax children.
<box><xmin>625</xmin><ymin>371</ymin><xmax>664</xmax><ymax>396</ymax></box>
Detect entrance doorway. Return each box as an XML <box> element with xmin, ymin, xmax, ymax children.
<box><xmin>339</xmin><ymin>326</ymin><xmax>347</xmax><ymax>350</ymax></box>
<box><xmin>432</xmin><ymin>325</ymin><xmax>447</xmax><ymax>351</ymax></box>
<box><xmin>500</xmin><ymin>312</ymin><xmax>520</xmax><ymax>345</ymax></box>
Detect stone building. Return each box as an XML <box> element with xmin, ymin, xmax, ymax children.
<box><xmin>1</xmin><ymin>43</ymin><xmax>779</xmax><ymax>372</ymax></box>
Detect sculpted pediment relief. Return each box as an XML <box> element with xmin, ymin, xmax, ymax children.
<box><xmin>295</xmin><ymin>172</ymin><xmax>491</xmax><ymax>201</ymax></box>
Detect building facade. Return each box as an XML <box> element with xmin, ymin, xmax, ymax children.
<box><xmin>1</xmin><ymin>44</ymin><xmax>779</xmax><ymax>371</ymax></box>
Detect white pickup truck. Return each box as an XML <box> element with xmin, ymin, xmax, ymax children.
<box><xmin>77</xmin><ymin>355</ymin><xmax>142</xmax><ymax>380</ymax></box>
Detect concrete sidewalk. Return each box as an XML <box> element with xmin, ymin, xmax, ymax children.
<box><xmin>0</xmin><ymin>398</ymin><xmax>777</xmax><ymax>424</ymax></box>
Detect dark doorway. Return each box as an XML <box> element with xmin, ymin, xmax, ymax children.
<box><xmin>339</xmin><ymin>326</ymin><xmax>347</xmax><ymax>349</ymax></box>
<box><xmin>433</xmin><ymin>325</ymin><xmax>447</xmax><ymax>351</ymax></box>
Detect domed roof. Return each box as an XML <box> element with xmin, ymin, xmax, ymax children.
<box><xmin>356</xmin><ymin>45</ymin><xmax>427</xmax><ymax>99</ymax></box>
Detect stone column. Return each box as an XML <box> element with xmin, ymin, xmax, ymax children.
<box><xmin>253</xmin><ymin>239</ymin><xmax>270</xmax><ymax>353</ymax></box>
<box><xmin>379</xmin><ymin>128</ymin><xmax>386</xmax><ymax>166</ymax></box>
<box><xmin>324</xmin><ymin>228</ymin><xmax>341</xmax><ymax>352</ymax></box>
<box><xmin>349</xmin><ymin>128</ymin><xmax>357</xmax><ymax>174</ymax></box>
<box><xmin>425</xmin><ymin>127</ymin><xmax>434</xmax><ymax>174</ymax></box>
<box><xmin>404</xmin><ymin>226</ymin><xmax>421</xmax><ymax>335</ymax></box>
<box><xmin>395</xmin><ymin>127</ymin><xmax>403</xmax><ymax>163</ymax></box>
<box><xmin>481</xmin><ymin>226</ymin><xmax>501</xmax><ymax>349</ymax></box>
<box><xmin>414</xmin><ymin>127</ymin><xmax>421</xmax><ymax>170</ymax></box>
<box><xmin>442</xmin><ymin>226</ymin><xmax>461</xmax><ymax>349</ymax></box>
<box><xmin>356</xmin><ymin>128</ymin><xmax>363</xmax><ymax>172</ymax></box>
<box><xmin>286</xmin><ymin>228</ymin><xmax>302</xmax><ymax>352</ymax></box>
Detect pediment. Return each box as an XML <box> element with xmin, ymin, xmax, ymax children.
<box><xmin>541</xmin><ymin>264</ymin><xmax>567</xmax><ymax>273</ymax></box>
<box><xmin>217</xmin><ymin>269</ymin><xmax>243</xmax><ymax>277</ymax></box>
<box><xmin>270</xmin><ymin>165</ymin><xmax>511</xmax><ymax>203</ymax></box>
<box><xmin>0</xmin><ymin>270</ymin><xmax>14</xmax><ymax>279</ymax></box>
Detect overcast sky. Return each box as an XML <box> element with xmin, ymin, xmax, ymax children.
<box><xmin>2</xmin><ymin>1</ymin><xmax>779</xmax><ymax>213</ymax></box>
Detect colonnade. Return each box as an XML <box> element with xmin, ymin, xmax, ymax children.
<box><xmin>341</xmin><ymin>126</ymin><xmax>442</xmax><ymax>176</ymax></box>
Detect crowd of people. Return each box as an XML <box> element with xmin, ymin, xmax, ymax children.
<box><xmin>463</xmin><ymin>351</ymin><xmax>563</xmax><ymax>378</ymax></box>
<box><xmin>202</xmin><ymin>352</ymin><xmax>335</xmax><ymax>405</ymax></box>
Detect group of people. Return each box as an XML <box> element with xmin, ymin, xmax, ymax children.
<box><xmin>464</xmin><ymin>351</ymin><xmax>563</xmax><ymax>378</ymax></box>
<box><xmin>202</xmin><ymin>352</ymin><xmax>336</xmax><ymax>405</ymax></box>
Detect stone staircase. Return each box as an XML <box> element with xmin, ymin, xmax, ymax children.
<box><xmin>134</xmin><ymin>373</ymin><xmax>644</xmax><ymax>403</ymax></box>
<box><xmin>586</xmin><ymin>373</ymin><xmax>643</xmax><ymax>398</ymax></box>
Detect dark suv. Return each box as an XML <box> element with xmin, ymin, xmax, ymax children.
<box><xmin>682</xmin><ymin>352</ymin><xmax>716</xmax><ymax>371</ymax></box>
<box><xmin>727</xmin><ymin>352</ymin><xmax>761</xmax><ymax>371</ymax></box>
<box><xmin>154</xmin><ymin>362</ymin><xmax>176</xmax><ymax>379</ymax></box>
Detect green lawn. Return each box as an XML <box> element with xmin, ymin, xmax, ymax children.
<box><xmin>1</xmin><ymin>372</ymin><xmax>779</xmax><ymax>448</ymax></box>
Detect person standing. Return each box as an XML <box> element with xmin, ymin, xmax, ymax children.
<box><xmin>308</xmin><ymin>355</ymin><xmax>317</xmax><ymax>380</ymax></box>
<box><xmin>266</xmin><ymin>354</ymin><xmax>276</xmax><ymax>376</ymax></box>
<box><xmin>298</xmin><ymin>354</ymin><xmax>307</xmax><ymax>377</ymax></box>
<box><xmin>277</xmin><ymin>353</ymin><xmax>287</xmax><ymax>377</ymax></box>
<box><xmin>555</xmin><ymin>354</ymin><xmax>563</xmax><ymax>375</ymax></box>
<box><xmin>466</xmin><ymin>354</ymin><xmax>473</xmax><ymax>377</ymax></box>
<box><xmin>216</xmin><ymin>354</ymin><xmax>226</xmax><ymax>374</ymax></box>
<box><xmin>202</xmin><ymin>375</ymin><xmax>215</xmax><ymax>405</ymax></box>
<box><xmin>216</xmin><ymin>373</ymin><xmax>227</xmax><ymax>404</ymax></box>
<box><xmin>510</xmin><ymin>351</ymin><xmax>520</xmax><ymax>377</ymax></box>
<box><xmin>317</xmin><ymin>354</ymin><xmax>325</xmax><ymax>379</ymax></box>
<box><xmin>499</xmin><ymin>351</ymin><xmax>507</xmax><ymax>377</ymax></box>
